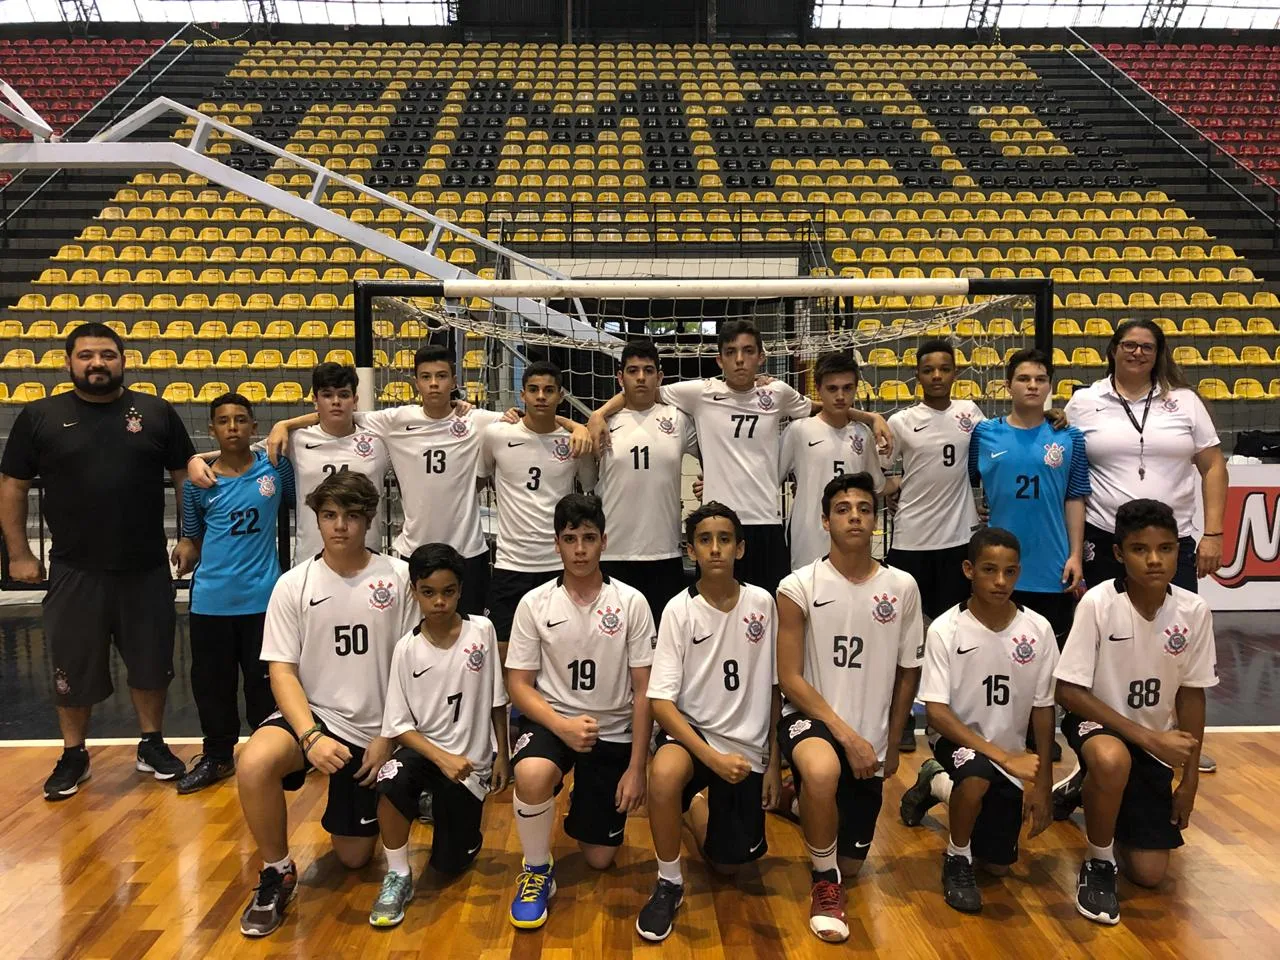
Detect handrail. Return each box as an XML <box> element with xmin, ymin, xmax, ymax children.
<box><xmin>0</xmin><ymin>21</ymin><xmax>193</xmax><ymax>224</ymax></box>
<box><xmin>1065</xmin><ymin>28</ymin><xmax>1280</xmax><ymax>230</ymax></box>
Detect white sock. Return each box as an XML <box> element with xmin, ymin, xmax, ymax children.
<box><xmin>946</xmin><ymin>838</ymin><xmax>972</xmax><ymax>861</ymax></box>
<box><xmin>514</xmin><ymin>793</ymin><xmax>555</xmax><ymax>868</ymax></box>
<box><xmin>807</xmin><ymin>839</ymin><xmax>840</xmax><ymax>881</ymax></box>
<box><xmin>1087</xmin><ymin>840</ymin><xmax>1116</xmax><ymax>865</ymax></box>
<box><xmin>930</xmin><ymin>771</ymin><xmax>953</xmax><ymax>804</ymax></box>
<box><xmin>384</xmin><ymin>842</ymin><xmax>410</xmax><ymax>877</ymax></box>
<box><xmin>264</xmin><ymin>855</ymin><xmax>293</xmax><ymax>873</ymax></box>
<box><xmin>657</xmin><ymin>856</ymin><xmax>683</xmax><ymax>886</ymax></box>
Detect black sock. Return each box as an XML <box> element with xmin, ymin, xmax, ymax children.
<box><xmin>140</xmin><ymin>731</ymin><xmax>163</xmax><ymax>745</ymax></box>
<box><xmin>812</xmin><ymin>868</ymin><xmax>839</xmax><ymax>884</ymax></box>
<box><xmin>63</xmin><ymin>744</ymin><xmax>87</xmax><ymax>758</ymax></box>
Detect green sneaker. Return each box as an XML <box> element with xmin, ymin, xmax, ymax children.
<box><xmin>369</xmin><ymin>870</ymin><xmax>414</xmax><ymax>928</ymax></box>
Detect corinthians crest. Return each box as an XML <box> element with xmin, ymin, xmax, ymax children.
<box><xmin>656</xmin><ymin>416</ymin><xmax>676</xmax><ymax>435</ymax></box>
<box><xmin>954</xmin><ymin>411</ymin><xmax>976</xmax><ymax>434</ymax></box>
<box><xmin>257</xmin><ymin>474</ymin><xmax>276</xmax><ymax>498</ymax></box>
<box><xmin>1011</xmin><ymin>634</ymin><xmax>1036</xmax><ymax>665</ymax></box>
<box><xmin>597</xmin><ymin>605</ymin><xmax>623</xmax><ymax>636</ymax></box>
<box><xmin>368</xmin><ymin>579</ymin><xmax>396</xmax><ymax>610</ymax></box>
<box><xmin>1163</xmin><ymin>624</ymin><xmax>1190</xmax><ymax>657</ymax></box>
<box><xmin>757</xmin><ymin>390</ymin><xmax>775</xmax><ymax>411</ymax></box>
<box><xmin>449</xmin><ymin>417</ymin><xmax>469</xmax><ymax>438</ymax></box>
<box><xmin>743</xmin><ymin>612</ymin><xmax>767</xmax><ymax>643</ymax></box>
<box><xmin>551</xmin><ymin>436</ymin><xmax>571</xmax><ymax>462</ymax></box>
<box><xmin>871</xmin><ymin>593</ymin><xmax>898</xmax><ymax>624</ymax></box>
<box><xmin>124</xmin><ymin>406</ymin><xmax>143</xmax><ymax>433</ymax></box>
<box><xmin>1043</xmin><ymin>441</ymin><xmax>1065</xmax><ymax>469</ymax></box>
<box><xmin>352</xmin><ymin>433</ymin><xmax>376</xmax><ymax>459</ymax></box>
<box><xmin>464</xmin><ymin>642</ymin><xmax>486</xmax><ymax>672</ymax></box>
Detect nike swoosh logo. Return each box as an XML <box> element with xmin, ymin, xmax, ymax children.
<box><xmin>405</xmin><ymin>424</ymin><xmax>425</xmax><ymax>431</ymax></box>
<box><xmin>608</xmin><ymin>827</ymin><xmax>625</xmax><ymax>838</ymax></box>
<box><xmin>1108</xmin><ymin>635</ymin><xmax>1132</xmax><ymax>642</ymax></box>
<box><xmin>957</xmin><ymin>646</ymin><xmax>978</xmax><ymax>655</ymax></box>
<box><xmin>748</xmin><ymin>837</ymin><xmax>765</xmax><ymax>854</ymax></box>
<box><xmin>309</xmin><ymin>596</ymin><xmax>331</xmax><ymax>606</ymax></box>
<box><xmin>1095</xmin><ymin>407</ymin><xmax>1106</xmax><ymax>413</ymax></box>
<box><xmin>692</xmin><ymin>634</ymin><xmax>712</xmax><ymax>644</ymax></box>
<box><xmin>990</xmin><ymin>450</ymin><xmax>1008</xmax><ymax>459</ymax></box>
<box><xmin>360</xmin><ymin>817</ymin><xmax>378</xmax><ymax>825</ymax></box>
<box><xmin>305</xmin><ymin>442</ymin><xmax>324</xmax><ymax>449</ymax></box>
<box><xmin>711</xmin><ymin>395</ymin><xmax>728</xmax><ymax>402</ymax></box>
<box><xmin>466</xmin><ymin>841</ymin><xmax>482</xmax><ymax>855</ymax></box>
<box><xmin>412</xmin><ymin>668</ymin><xmax>429</xmax><ymax>678</ymax></box>
<box><xmin>807</xmin><ymin>440</ymin><xmax>823</xmax><ymax>447</ymax></box>
<box><xmin>546</xmin><ymin>619</ymin><xmax>568</xmax><ymax>628</ymax></box>
<box><xmin>62</xmin><ymin>421</ymin><xmax>78</xmax><ymax>428</ymax></box>
<box><xmin>507</xmin><ymin>441</ymin><xmax>525</xmax><ymax>447</ymax></box>
<box><xmin>516</xmin><ymin>810</ymin><xmax>543</xmax><ymax>818</ymax></box>
<box><xmin>609</xmin><ymin>425</ymin><xmax>624</xmax><ymax>433</ymax></box>
<box><xmin>208</xmin><ymin>494</ymin><xmax>223</xmax><ymax>504</ymax></box>
<box><xmin>813</xmin><ymin>599</ymin><xmax>835</xmax><ymax>607</ymax></box>
<box><xmin>854</xmin><ymin>840</ymin><xmax>871</xmax><ymax>849</ymax></box>
<box><xmin>913</xmin><ymin>425</ymin><xmax>928</xmax><ymax>432</ymax></box>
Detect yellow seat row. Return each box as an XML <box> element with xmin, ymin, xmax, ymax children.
<box><xmin>0</xmin><ymin>317</ymin><xmax>436</xmax><ymax>342</ymax></box>
<box><xmin>1197</xmin><ymin>378</ymin><xmax>1280</xmax><ymax>400</ymax></box>
<box><xmin>1173</xmin><ymin>346</ymin><xmax>1279</xmax><ymax>366</ymax></box>
<box><xmin>0</xmin><ymin>381</ymin><xmax>310</xmax><ymax>405</ymax></box>
<box><xmin>0</xmin><ymin>348</ymin><xmax>356</xmax><ymax>371</ymax></box>
<box><xmin>11</xmin><ymin>292</ymin><xmax>357</xmax><ymax>312</ymax></box>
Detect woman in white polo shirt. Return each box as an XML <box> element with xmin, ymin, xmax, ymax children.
<box><xmin>1064</xmin><ymin>318</ymin><xmax>1227</xmax><ymax>774</ymax></box>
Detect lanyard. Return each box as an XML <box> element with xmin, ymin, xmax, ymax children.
<box><xmin>1112</xmin><ymin>377</ymin><xmax>1155</xmax><ymax>480</ymax></box>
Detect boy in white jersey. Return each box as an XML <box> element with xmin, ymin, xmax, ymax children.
<box><xmin>596</xmin><ymin>340</ymin><xmax>699</xmax><ymax>618</ymax></box>
<box><xmin>1053</xmin><ymin>499</ymin><xmax>1213</xmax><ymax>926</ymax></box>
<box><xmin>588</xmin><ymin>320</ymin><xmax>889</xmax><ymax>598</ymax></box>
<box><xmin>905</xmin><ymin>528</ymin><xmax>1058</xmax><ymax>915</ymax></box>
<box><xmin>190</xmin><ymin>363</ymin><xmax>390</xmax><ymax>563</ymax></box>
<box><xmin>504</xmin><ymin>494</ymin><xmax>655</xmax><ymax>930</ymax></box>
<box><xmin>775</xmin><ymin>472</ymin><xmax>921</xmax><ymax>943</ymax></box>
<box><xmin>637</xmin><ymin>502</ymin><xmax>782</xmax><ymax>943</ymax></box>
<box><xmin>780</xmin><ymin>353</ymin><xmax>884</xmax><ymax>570</ymax></box>
<box><xmin>480</xmin><ymin>361</ymin><xmax>598</xmax><ymax>652</ymax></box>
<box><xmin>235</xmin><ymin>472</ymin><xmax>417</xmax><ymax>938</ymax></box>
<box><xmin>367</xmin><ymin>543</ymin><xmax>511</xmax><ymax>928</ymax></box>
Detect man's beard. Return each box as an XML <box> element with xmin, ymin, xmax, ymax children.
<box><xmin>71</xmin><ymin>368</ymin><xmax>124</xmax><ymax>396</ymax></box>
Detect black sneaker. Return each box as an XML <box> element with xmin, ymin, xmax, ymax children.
<box><xmin>43</xmin><ymin>749</ymin><xmax>90</xmax><ymax>801</ymax></box>
<box><xmin>899</xmin><ymin>713</ymin><xmax>917</xmax><ymax>753</ymax></box>
<box><xmin>1053</xmin><ymin>767</ymin><xmax>1084</xmax><ymax>822</ymax></box>
<box><xmin>136</xmin><ymin>738</ymin><xmax>186</xmax><ymax>781</ymax></box>
<box><xmin>635</xmin><ymin>878</ymin><xmax>684</xmax><ymax>942</ymax></box>
<box><xmin>1075</xmin><ymin>858</ymin><xmax>1120</xmax><ymax>925</ymax></box>
<box><xmin>900</xmin><ymin>758</ymin><xmax>945</xmax><ymax>826</ymax></box>
<box><xmin>240</xmin><ymin>863</ymin><xmax>299</xmax><ymax>937</ymax></box>
<box><xmin>942</xmin><ymin>854</ymin><xmax>982</xmax><ymax>913</ymax></box>
<box><xmin>176</xmin><ymin>755</ymin><xmax>235</xmax><ymax>795</ymax></box>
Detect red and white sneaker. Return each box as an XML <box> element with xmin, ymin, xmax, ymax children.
<box><xmin>809</xmin><ymin>877</ymin><xmax>849</xmax><ymax>942</ymax></box>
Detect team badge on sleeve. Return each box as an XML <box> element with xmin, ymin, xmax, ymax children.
<box><xmin>449</xmin><ymin>417</ymin><xmax>470</xmax><ymax>438</ymax></box>
<box><xmin>1010</xmin><ymin>634</ymin><xmax>1037</xmax><ymax>665</ymax></box>
<box><xmin>368</xmin><ymin>579</ymin><xmax>396</xmax><ymax>610</ymax></box>
<box><xmin>1163</xmin><ymin>625</ymin><xmax>1190</xmax><ymax>657</ymax></box>
<box><xmin>1043</xmin><ymin>441</ymin><xmax>1065</xmax><ymax>469</ymax></box>
<box><xmin>597</xmin><ymin>606</ymin><xmax>623</xmax><ymax>636</ymax></box>
<box><xmin>464</xmin><ymin>642</ymin><xmax>486</xmax><ymax>672</ymax></box>
<box><xmin>257</xmin><ymin>474</ymin><xmax>277</xmax><ymax>498</ymax></box>
<box><xmin>551</xmin><ymin>437</ymin><xmax>571</xmax><ymax>462</ymax></box>
<box><xmin>353</xmin><ymin>433</ymin><xmax>377</xmax><ymax>459</ymax></box>
<box><xmin>757</xmin><ymin>390</ymin><xmax>775</xmax><ymax>411</ymax></box>
<box><xmin>952</xmin><ymin>746</ymin><xmax>975</xmax><ymax>768</ymax></box>
<box><xmin>656</xmin><ymin>416</ymin><xmax>676</xmax><ymax>435</ymax></box>
<box><xmin>125</xmin><ymin>407</ymin><xmax>143</xmax><ymax>433</ymax></box>
<box><xmin>954</xmin><ymin>411</ymin><xmax>976</xmax><ymax>433</ymax></box>
<box><xmin>871</xmin><ymin>593</ymin><xmax>899</xmax><ymax>624</ymax></box>
<box><xmin>743</xmin><ymin>612</ymin><xmax>767</xmax><ymax>643</ymax></box>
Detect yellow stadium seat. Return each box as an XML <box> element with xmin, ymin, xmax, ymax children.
<box><xmin>1233</xmin><ymin>378</ymin><xmax>1266</xmax><ymax>400</ymax></box>
<box><xmin>970</xmin><ymin>346</ymin><xmax>1002</xmax><ymax>367</ymax></box>
<box><xmin>235</xmin><ymin>381</ymin><xmax>269</xmax><ymax>404</ymax></box>
<box><xmin>1214</xmin><ymin>317</ymin><xmax>1245</xmax><ymax>337</ymax></box>
<box><xmin>878</xmin><ymin>380</ymin><xmax>912</xmax><ymax>402</ymax></box>
<box><xmin>51</xmin><ymin>382</ymin><xmax>75</xmax><ymax>396</ymax></box>
<box><xmin>283</xmin><ymin>349</ymin><xmax>319</xmax><ymax>369</ymax></box>
<box><xmin>127</xmin><ymin>320</ymin><xmax>161</xmax><ymax>340</ymax></box>
<box><xmin>389</xmin><ymin>350</ymin><xmax>415</xmax><ymax>370</ymax></box>
<box><xmin>177</xmin><ymin>349</ymin><xmax>214</xmax><ymax>370</ymax></box>
<box><xmin>143</xmin><ymin>349</ymin><xmax>177</xmax><ymax>370</ymax></box>
<box><xmin>1181</xmin><ymin>317</ymin><xmax>1212</xmax><ymax>337</ymax></box>
<box><xmin>465</xmin><ymin>382</ymin><xmax>488</xmax><ymax>405</ymax></box>
<box><xmin>380</xmin><ymin>381</ymin><xmax>414</xmax><ymax>403</ymax></box>
<box><xmin>0</xmin><ymin>349</ymin><xmax>35</xmax><ymax>370</ymax></box>
<box><xmin>985</xmin><ymin>381</ymin><xmax>1012</xmax><ymax>400</ymax></box>
<box><xmin>1240</xmin><ymin>346</ymin><xmax>1273</xmax><ymax>366</ymax></box>
<box><xmin>1172</xmin><ymin>347</ymin><xmax>1207</xmax><ymax>366</ymax></box>
<box><xmin>22</xmin><ymin>320</ymin><xmax>60</xmax><ymax>339</ymax></box>
<box><xmin>0</xmin><ymin>321</ymin><xmax>22</xmax><ymax>339</ymax></box>
<box><xmin>5</xmin><ymin>382</ymin><xmax>46</xmax><ymax>403</ymax></box>
<box><xmin>866</xmin><ymin>348</ymin><xmax>898</xmax><ymax>368</ymax></box>
<box><xmin>952</xmin><ymin>381</ymin><xmax>983</xmax><ymax>401</ymax></box>
<box><xmin>1270</xmin><ymin>379</ymin><xmax>1280</xmax><ymax>399</ymax></box>
<box><xmin>324</xmin><ymin>349</ymin><xmax>355</xmax><ymax>365</ymax></box>
<box><xmin>1195</xmin><ymin>378</ymin><xmax>1230</xmax><ymax>401</ymax></box>
<box><xmin>215</xmin><ymin>349</ymin><xmax>248</xmax><ymax>369</ymax></box>
<box><xmin>129</xmin><ymin>381</ymin><xmax>157</xmax><ymax>396</ymax></box>
<box><xmin>36</xmin><ymin>349</ymin><xmax>65</xmax><ymax>369</ymax></box>
<box><xmin>196</xmin><ymin>320</ymin><xmax>229</xmax><ymax>339</ymax></box>
<box><xmin>262</xmin><ymin>320</ymin><xmax>295</xmax><ymax>339</ymax></box>
<box><xmin>1053</xmin><ymin>318</ymin><xmax>1082</xmax><ymax>336</ymax></box>
<box><xmin>297</xmin><ymin>321</ymin><xmax>329</xmax><ymax>339</ymax></box>
<box><xmin>248</xmin><ymin>349</ymin><xmax>284</xmax><ymax>370</ymax></box>
<box><xmin>194</xmin><ymin>382</ymin><xmax>231</xmax><ymax>403</ymax></box>
<box><xmin>160</xmin><ymin>321</ymin><xmax>196</xmax><ymax>340</ymax></box>
<box><xmin>1247</xmin><ymin>317</ymin><xmax>1277</xmax><ymax>335</ymax></box>
<box><xmin>267</xmin><ymin>382</ymin><xmax>304</xmax><ymax>404</ymax></box>
<box><xmin>1054</xmin><ymin>379</ymin><xmax>1083</xmax><ymax>401</ymax></box>
<box><xmin>1070</xmin><ymin>347</ymin><xmax>1104</xmax><ymax>367</ymax></box>
<box><xmin>161</xmin><ymin>382</ymin><xmax>195</xmax><ymax>404</ymax></box>
<box><xmin>229</xmin><ymin>320</ymin><xmax>262</xmax><ymax>339</ymax></box>
<box><xmin>1206</xmin><ymin>347</ymin><xmax>1240</xmax><ymax>366</ymax></box>
<box><xmin>1083</xmin><ymin>318</ymin><xmax>1113</xmax><ymax>337</ymax></box>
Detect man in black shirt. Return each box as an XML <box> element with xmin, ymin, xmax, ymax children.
<box><xmin>0</xmin><ymin>322</ymin><xmax>196</xmax><ymax>800</ymax></box>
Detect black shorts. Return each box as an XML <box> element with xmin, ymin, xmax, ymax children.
<box><xmin>260</xmin><ymin>714</ymin><xmax>379</xmax><ymax>839</ymax></box>
<box><xmin>459</xmin><ymin>550</ymin><xmax>492</xmax><ymax>618</ymax></box>
<box><xmin>1012</xmin><ymin>590</ymin><xmax>1077</xmax><ymax>649</ymax></box>
<box><xmin>654</xmin><ymin>728</ymin><xmax>767</xmax><ymax>866</ymax></box>
<box><xmin>375</xmin><ymin>746</ymin><xmax>486</xmax><ymax>875</ymax></box>
<box><xmin>733</xmin><ymin>523</ymin><xmax>788</xmax><ymax>598</ymax></box>
<box><xmin>487</xmin><ymin>567</ymin><xmax>559</xmax><ymax>645</ymax></box>
<box><xmin>1083</xmin><ymin>523</ymin><xmax>1198</xmax><ymax>594</ymax></box>
<box><xmin>43</xmin><ymin>561</ymin><xmax>176</xmax><ymax>706</ymax></box>
<box><xmin>600</xmin><ymin>557</ymin><xmax>687</xmax><ymax>626</ymax></box>
<box><xmin>1062</xmin><ymin>713</ymin><xmax>1184</xmax><ymax>851</ymax></box>
<box><xmin>511</xmin><ymin>719</ymin><xmax>632</xmax><ymax>847</ymax></box>
<box><xmin>932</xmin><ymin>735</ymin><xmax>1024</xmax><ymax>867</ymax></box>
<box><xmin>778</xmin><ymin>714</ymin><xmax>884</xmax><ymax>860</ymax></box>
<box><xmin>885</xmin><ymin>545</ymin><xmax>968</xmax><ymax>621</ymax></box>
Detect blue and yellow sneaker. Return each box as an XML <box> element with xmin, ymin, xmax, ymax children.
<box><xmin>509</xmin><ymin>857</ymin><xmax>556</xmax><ymax>929</ymax></box>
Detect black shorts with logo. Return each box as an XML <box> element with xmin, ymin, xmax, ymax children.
<box><xmin>375</xmin><ymin>745</ymin><xmax>486</xmax><ymax>874</ymax></box>
<box><xmin>1063</xmin><ymin>713</ymin><xmax>1183</xmax><ymax>851</ymax></box>
<box><xmin>511</xmin><ymin>719</ymin><xmax>632</xmax><ymax>847</ymax></box>
<box><xmin>1012</xmin><ymin>590</ymin><xmax>1077</xmax><ymax>649</ymax></box>
<box><xmin>600</xmin><ymin>557</ymin><xmax>687</xmax><ymax>627</ymax></box>
<box><xmin>778</xmin><ymin>713</ymin><xmax>885</xmax><ymax>860</ymax></box>
<box><xmin>932</xmin><ymin>735</ymin><xmax>1024</xmax><ymax>866</ymax></box>
<box><xmin>654</xmin><ymin>727</ymin><xmax>768</xmax><ymax>866</ymax></box>
<box><xmin>260</xmin><ymin>714</ymin><xmax>379</xmax><ymax>839</ymax></box>
<box><xmin>486</xmin><ymin>567</ymin><xmax>559</xmax><ymax>645</ymax></box>
<box><xmin>43</xmin><ymin>561</ymin><xmax>176</xmax><ymax>706</ymax></box>
<box><xmin>886</xmin><ymin>545</ymin><xmax>969</xmax><ymax>621</ymax></box>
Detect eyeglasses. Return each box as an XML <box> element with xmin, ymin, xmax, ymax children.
<box><xmin>1117</xmin><ymin>341</ymin><xmax>1157</xmax><ymax>355</ymax></box>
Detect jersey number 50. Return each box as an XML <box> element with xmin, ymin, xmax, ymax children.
<box><xmin>334</xmin><ymin>624</ymin><xmax>369</xmax><ymax>656</ymax></box>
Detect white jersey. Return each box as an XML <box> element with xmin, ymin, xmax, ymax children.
<box><xmin>505</xmin><ymin>576</ymin><xmax>656</xmax><ymax>741</ymax></box>
<box><xmin>918</xmin><ymin>602</ymin><xmax>1059</xmax><ymax>786</ymax></box>
<box><xmin>359</xmin><ymin>405</ymin><xmax>502</xmax><ymax>559</ymax></box>
<box><xmin>1054</xmin><ymin>580</ymin><xmax>1218</xmax><ymax>747</ymax></box>
<box><xmin>478</xmin><ymin>420</ymin><xmax>598</xmax><ymax>572</ymax></box>
<box><xmin>598</xmin><ymin>403</ymin><xmax>699</xmax><ymax>561</ymax></box>
<box><xmin>661</xmin><ymin>377</ymin><xmax>811</xmax><ymax>526</ymax></box>
<box><xmin>887</xmin><ymin>401</ymin><xmax>984</xmax><ymax>551</ymax></box>
<box><xmin>381</xmin><ymin>614</ymin><xmax>508</xmax><ymax>800</ymax></box>
<box><xmin>284</xmin><ymin>426</ymin><xmax>391</xmax><ymax>563</ymax></box>
<box><xmin>260</xmin><ymin>551</ymin><xmax>416</xmax><ymax>748</ymax></box>
<box><xmin>778</xmin><ymin>560</ymin><xmax>923</xmax><ymax>763</ymax></box>
<box><xmin>649</xmin><ymin>583</ymin><xmax>778</xmax><ymax>772</ymax></box>
<box><xmin>780</xmin><ymin>417</ymin><xmax>885</xmax><ymax>569</ymax></box>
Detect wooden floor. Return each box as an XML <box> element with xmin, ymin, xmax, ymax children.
<box><xmin>3</xmin><ymin>735</ymin><xmax>1279</xmax><ymax>960</ymax></box>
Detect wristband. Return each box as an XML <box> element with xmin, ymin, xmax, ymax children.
<box><xmin>301</xmin><ymin>731</ymin><xmax>324</xmax><ymax>757</ymax></box>
<box><xmin>296</xmin><ymin>723</ymin><xmax>322</xmax><ymax>745</ymax></box>
<box><xmin>1202</xmin><ymin>532</ymin><xmax>1222</xmax><ymax>537</ymax></box>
